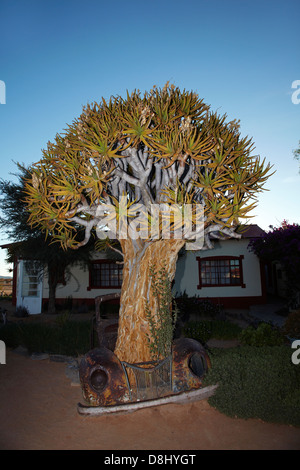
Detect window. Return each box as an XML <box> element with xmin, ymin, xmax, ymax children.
<box><xmin>197</xmin><ymin>256</ymin><xmax>245</xmax><ymax>289</ymax></box>
<box><xmin>88</xmin><ymin>261</ymin><xmax>123</xmax><ymax>289</ymax></box>
<box><xmin>22</xmin><ymin>261</ymin><xmax>41</xmax><ymax>297</ymax></box>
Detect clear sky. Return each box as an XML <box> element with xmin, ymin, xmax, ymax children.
<box><xmin>0</xmin><ymin>0</ymin><xmax>299</xmax><ymax>276</ymax></box>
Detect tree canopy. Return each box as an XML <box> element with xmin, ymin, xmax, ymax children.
<box><xmin>22</xmin><ymin>83</ymin><xmax>274</xmax><ymax>361</ymax></box>
<box><xmin>24</xmin><ymin>83</ymin><xmax>273</xmax><ymax>252</ymax></box>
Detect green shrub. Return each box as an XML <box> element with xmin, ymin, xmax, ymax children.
<box><xmin>183</xmin><ymin>321</ymin><xmax>211</xmax><ymax>344</ymax></box>
<box><xmin>203</xmin><ymin>345</ymin><xmax>300</xmax><ymax>427</ymax></box>
<box><xmin>239</xmin><ymin>322</ymin><xmax>285</xmax><ymax>346</ymax></box>
<box><xmin>183</xmin><ymin>320</ymin><xmax>242</xmax><ymax>344</ymax></box>
<box><xmin>210</xmin><ymin>320</ymin><xmax>242</xmax><ymax>340</ymax></box>
<box><xmin>0</xmin><ymin>320</ymin><xmax>91</xmax><ymax>356</ymax></box>
<box><xmin>195</xmin><ymin>299</ymin><xmax>222</xmax><ymax>317</ymax></box>
<box><xmin>176</xmin><ymin>293</ymin><xmax>222</xmax><ymax>319</ymax></box>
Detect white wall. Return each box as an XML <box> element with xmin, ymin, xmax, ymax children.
<box><xmin>42</xmin><ymin>254</ymin><xmax>120</xmax><ymax>301</ymax></box>
<box><xmin>42</xmin><ymin>238</ymin><xmax>263</xmax><ymax>301</ymax></box>
<box><xmin>173</xmin><ymin>238</ymin><xmax>262</xmax><ymax>298</ymax></box>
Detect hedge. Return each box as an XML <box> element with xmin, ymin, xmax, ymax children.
<box><xmin>203</xmin><ymin>345</ymin><xmax>300</xmax><ymax>427</ymax></box>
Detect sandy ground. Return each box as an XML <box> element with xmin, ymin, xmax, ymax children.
<box><xmin>0</xmin><ymin>348</ymin><xmax>300</xmax><ymax>451</ymax></box>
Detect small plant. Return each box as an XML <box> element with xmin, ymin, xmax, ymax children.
<box><xmin>239</xmin><ymin>322</ymin><xmax>285</xmax><ymax>346</ymax></box>
<box><xmin>14</xmin><ymin>306</ymin><xmax>29</xmax><ymax>318</ymax></box>
<box><xmin>145</xmin><ymin>263</ymin><xmax>178</xmax><ymax>361</ymax></box>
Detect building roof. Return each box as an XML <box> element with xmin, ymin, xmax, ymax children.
<box><xmin>236</xmin><ymin>224</ymin><xmax>266</xmax><ymax>238</ymax></box>
<box><xmin>0</xmin><ymin>241</ymin><xmax>22</xmax><ymax>250</ymax></box>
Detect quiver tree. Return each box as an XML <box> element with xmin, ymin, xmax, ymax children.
<box><xmin>24</xmin><ymin>83</ymin><xmax>272</xmax><ymax>362</ymax></box>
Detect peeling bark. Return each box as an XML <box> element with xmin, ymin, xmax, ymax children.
<box><xmin>114</xmin><ymin>238</ymin><xmax>185</xmax><ymax>363</ymax></box>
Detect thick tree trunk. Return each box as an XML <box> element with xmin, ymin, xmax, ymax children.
<box><xmin>114</xmin><ymin>238</ymin><xmax>185</xmax><ymax>363</ymax></box>
<box><xmin>47</xmin><ymin>261</ymin><xmax>64</xmax><ymax>315</ymax></box>
<box><xmin>47</xmin><ymin>277</ymin><xmax>57</xmax><ymax>315</ymax></box>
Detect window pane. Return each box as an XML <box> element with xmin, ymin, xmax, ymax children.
<box><xmin>22</xmin><ymin>263</ymin><xmax>40</xmax><ymax>297</ymax></box>
<box><xmin>199</xmin><ymin>257</ymin><xmax>242</xmax><ymax>287</ymax></box>
<box><xmin>91</xmin><ymin>262</ymin><xmax>123</xmax><ymax>288</ymax></box>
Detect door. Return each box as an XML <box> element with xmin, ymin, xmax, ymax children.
<box><xmin>16</xmin><ymin>260</ymin><xmax>43</xmax><ymax>314</ymax></box>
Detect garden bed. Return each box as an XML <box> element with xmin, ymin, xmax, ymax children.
<box><xmin>1</xmin><ymin>301</ymin><xmax>299</xmax><ymax>427</ymax></box>
<box><xmin>1</xmin><ymin>349</ymin><xmax>300</xmax><ymax>449</ymax></box>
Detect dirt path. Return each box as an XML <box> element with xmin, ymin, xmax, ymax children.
<box><xmin>0</xmin><ymin>349</ymin><xmax>299</xmax><ymax>451</ymax></box>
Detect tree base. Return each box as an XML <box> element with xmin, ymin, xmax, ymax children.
<box><xmin>78</xmin><ymin>338</ymin><xmax>211</xmax><ymax>408</ymax></box>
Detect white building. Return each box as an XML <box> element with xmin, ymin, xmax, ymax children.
<box><xmin>2</xmin><ymin>225</ymin><xmax>267</xmax><ymax>314</ymax></box>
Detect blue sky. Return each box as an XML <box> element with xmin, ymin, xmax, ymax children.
<box><xmin>0</xmin><ymin>0</ymin><xmax>299</xmax><ymax>276</ymax></box>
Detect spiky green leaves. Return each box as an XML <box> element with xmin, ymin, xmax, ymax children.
<box><xmin>24</xmin><ymin>83</ymin><xmax>273</xmax><ymax>249</ymax></box>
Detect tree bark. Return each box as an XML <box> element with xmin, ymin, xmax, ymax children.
<box><xmin>47</xmin><ymin>277</ymin><xmax>57</xmax><ymax>314</ymax></box>
<box><xmin>47</xmin><ymin>261</ymin><xmax>65</xmax><ymax>314</ymax></box>
<box><xmin>114</xmin><ymin>238</ymin><xmax>185</xmax><ymax>363</ymax></box>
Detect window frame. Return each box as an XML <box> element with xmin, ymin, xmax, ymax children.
<box><xmin>196</xmin><ymin>255</ymin><xmax>245</xmax><ymax>289</ymax></box>
<box><xmin>88</xmin><ymin>260</ymin><xmax>123</xmax><ymax>290</ymax></box>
